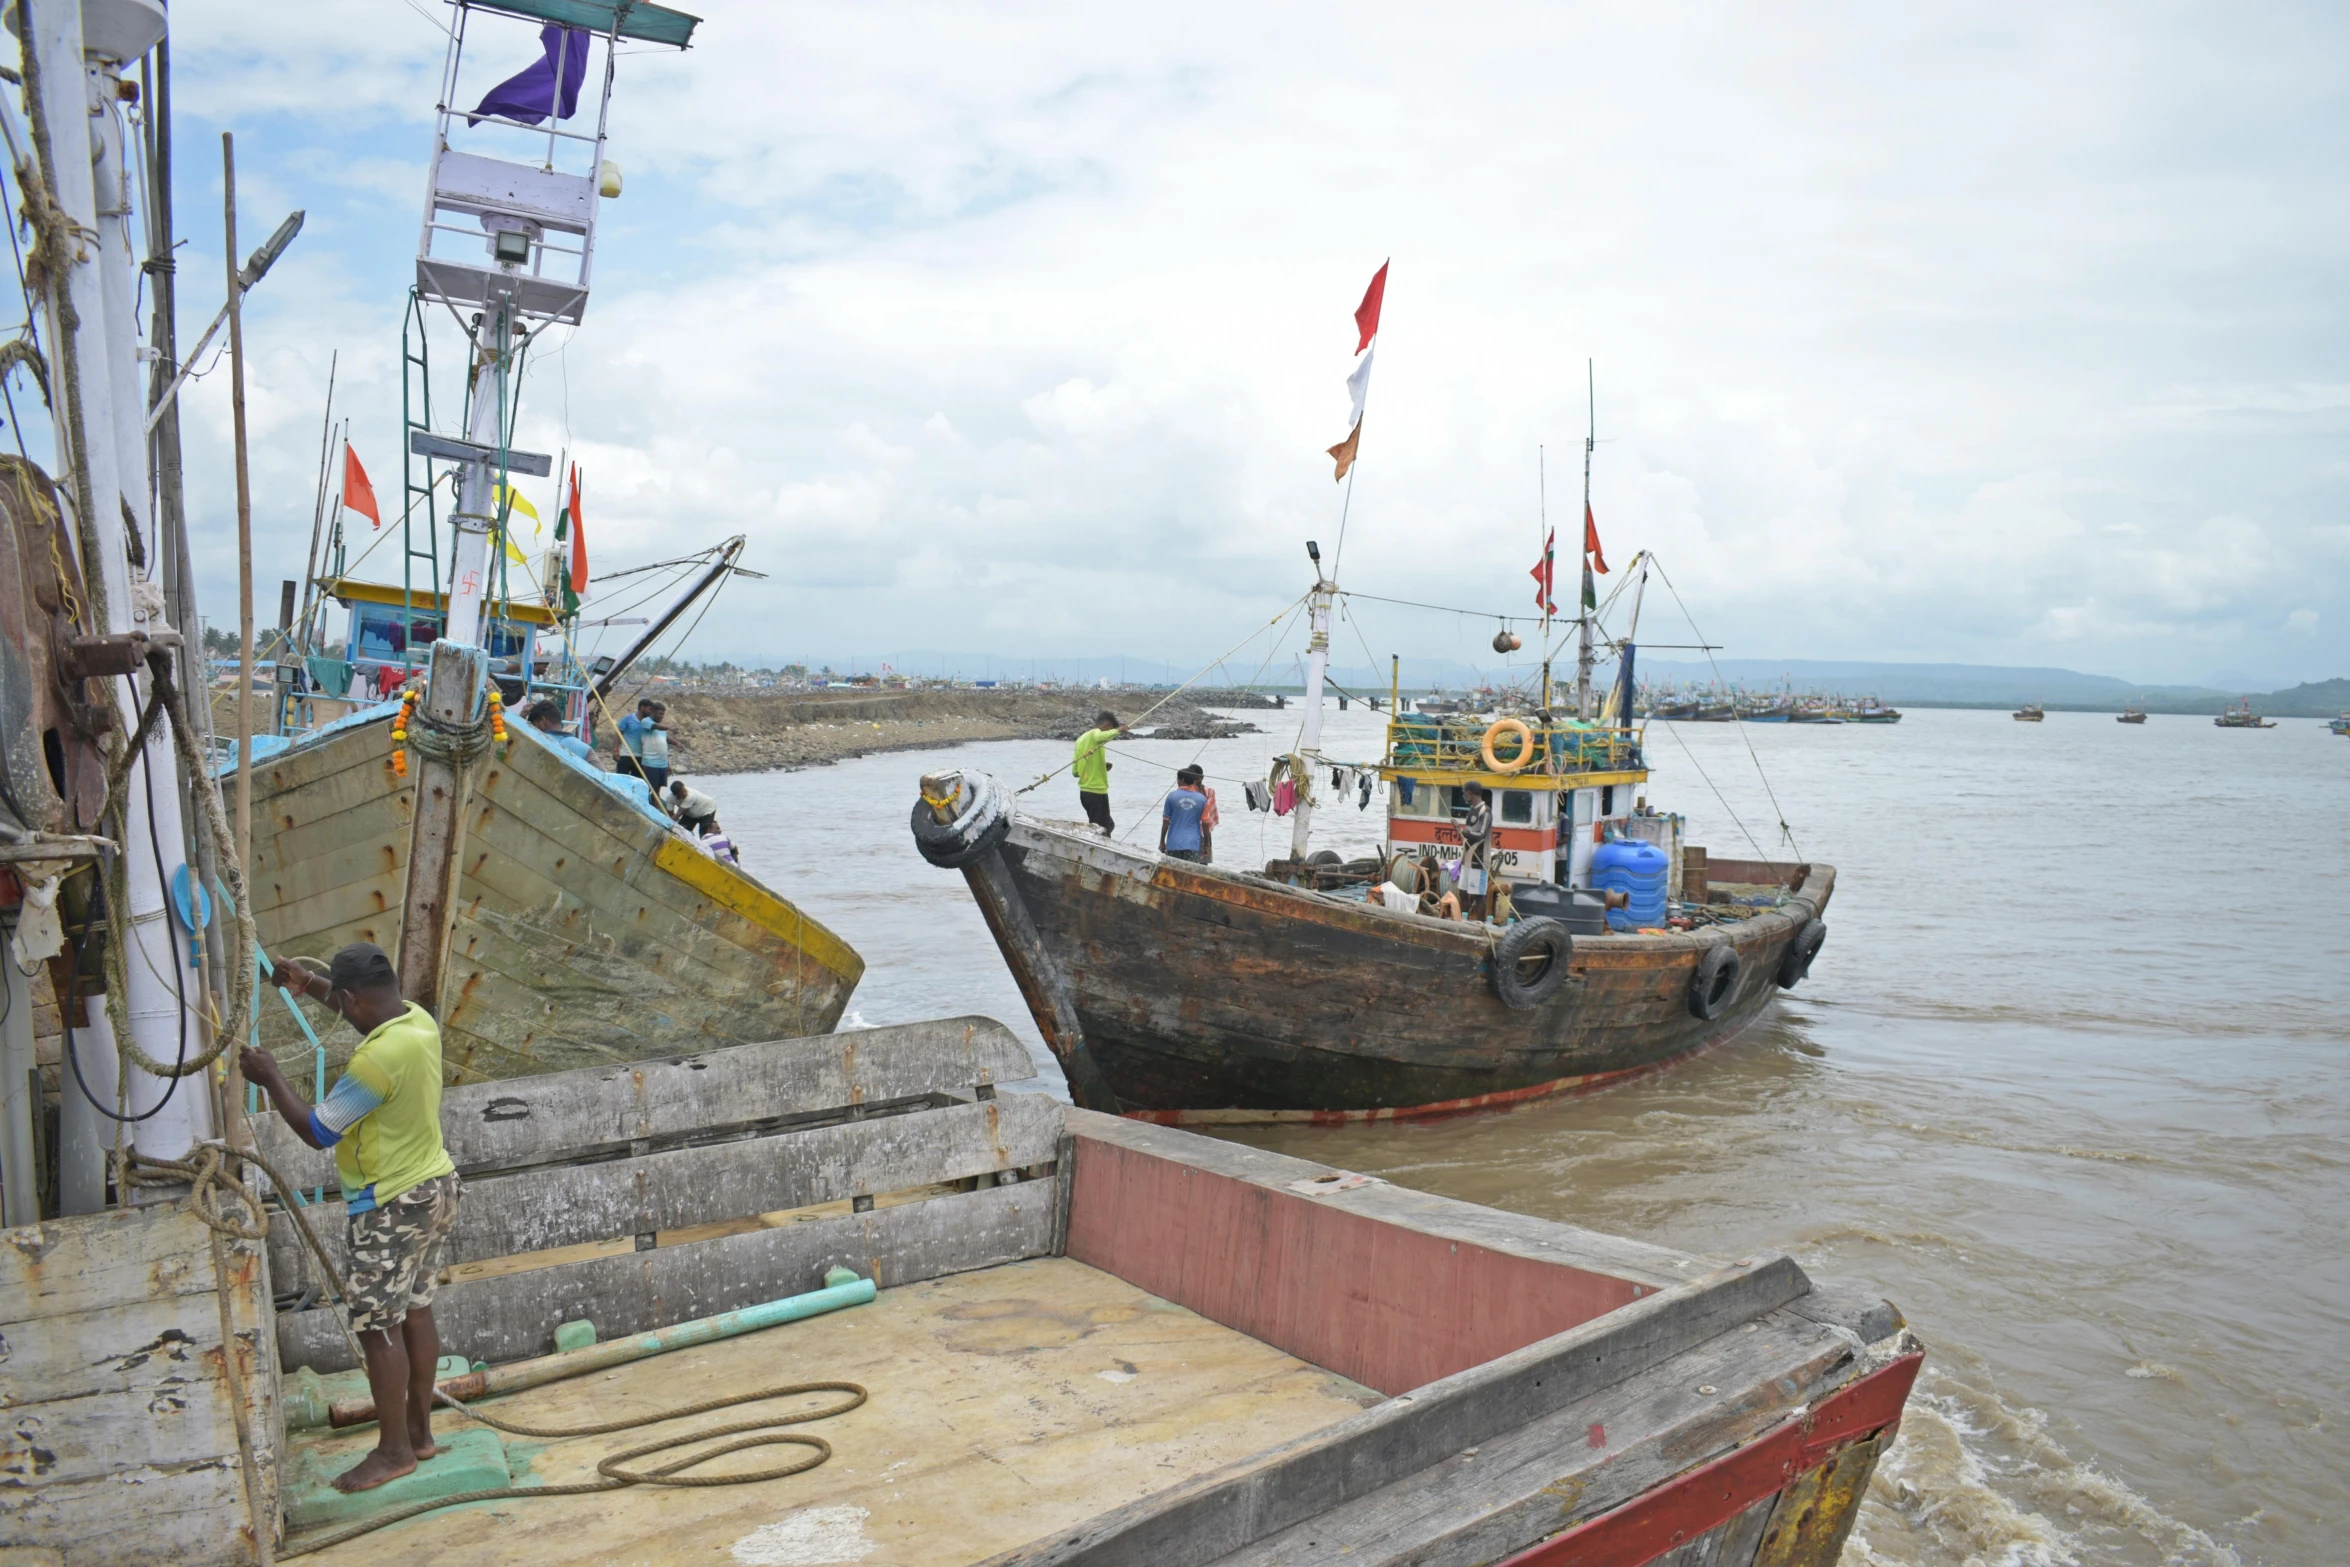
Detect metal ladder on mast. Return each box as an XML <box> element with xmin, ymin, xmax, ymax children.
<box><xmin>398</xmin><ymin>287</ymin><xmax>443</xmax><ymax>679</ymax></box>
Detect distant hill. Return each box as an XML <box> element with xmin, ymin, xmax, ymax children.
<box><xmin>745</xmin><ymin>648</ymin><xmax>2344</xmax><ymax>718</ymax></box>
<box><xmin>2259</xmin><ymin>678</ymin><xmax>2350</xmax><ymax>718</ymax></box>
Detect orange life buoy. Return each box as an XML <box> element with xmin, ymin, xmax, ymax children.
<box><xmin>1481</xmin><ymin>717</ymin><xmax>1535</xmax><ymax>773</ymax></box>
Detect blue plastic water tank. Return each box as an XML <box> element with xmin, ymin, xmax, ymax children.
<box><xmin>1589</xmin><ymin>840</ymin><xmax>1670</xmax><ymax>931</ymax></box>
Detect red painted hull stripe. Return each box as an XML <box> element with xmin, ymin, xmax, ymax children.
<box><xmin>1492</xmin><ymin>1352</ymin><xmax>1925</xmax><ymax>1567</ymax></box>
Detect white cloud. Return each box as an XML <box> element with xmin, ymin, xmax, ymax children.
<box><xmin>131</xmin><ymin>0</ymin><xmax>2350</xmax><ymax>683</ymax></box>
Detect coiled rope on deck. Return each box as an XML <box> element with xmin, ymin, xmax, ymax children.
<box><xmin>153</xmin><ymin>1140</ymin><xmax>871</xmax><ymax>1556</ymax></box>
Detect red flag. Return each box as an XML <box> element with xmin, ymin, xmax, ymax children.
<box><xmin>1583</xmin><ymin>502</ymin><xmax>1608</xmax><ymax>575</ymax></box>
<box><xmin>1530</xmin><ymin>528</ymin><xmax>1556</xmax><ymax>616</ymax></box>
<box><xmin>566</xmin><ymin>465</ymin><xmax>588</xmax><ymax>595</ymax></box>
<box><xmin>1352</xmin><ymin>260</ymin><xmax>1389</xmax><ymax>354</ymax></box>
<box><xmin>341</xmin><ymin>443</ymin><xmax>381</xmax><ymax>529</ymax></box>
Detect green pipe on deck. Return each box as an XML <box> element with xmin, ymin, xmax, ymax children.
<box><xmin>319</xmin><ymin>1268</ymin><xmax>874</xmax><ymax>1429</ymax></box>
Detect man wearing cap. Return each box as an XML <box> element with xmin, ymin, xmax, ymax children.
<box><xmin>241</xmin><ymin>943</ymin><xmax>459</xmax><ymax>1494</ymax></box>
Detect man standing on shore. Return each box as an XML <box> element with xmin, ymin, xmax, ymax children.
<box><xmin>1073</xmin><ymin>710</ymin><xmax>1124</xmax><ymax>833</ymax></box>
<box><xmin>240</xmin><ymin>944</ymin><xmax>459</xmax><ymax>1495</ymax></box>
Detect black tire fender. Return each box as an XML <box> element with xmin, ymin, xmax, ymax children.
<box><xmin>911</xmin><ymin>772</ymin><xmax>1012</xmax><ymax>869</ymax></box>
<box><xmin>1776</xmin><ymin>919</ymin><xmax>1826</xmax><ymax>989</ymax></box>
<box><xmin>1491</xmin><ymin>918</ymin><xmax>1574</xmax><ymax>1011</ymax></box>
<box><xmin>1688</xmin><ymin>943</ymin><xmax>1742</xmax><ymax>1021</ymax></box>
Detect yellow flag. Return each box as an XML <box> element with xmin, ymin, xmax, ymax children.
<box><xmin>493</xmin><ymin>484</ymin><xmax>539</xmax><ymax>563</ymax></box>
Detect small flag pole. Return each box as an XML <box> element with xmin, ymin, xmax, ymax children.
<box><xmin>1577</xmin><ymin>359</ymin><xmax>1596</xmax><ymax>720</ymax></box>
<box><xmin>1538</xmin><ymin>444</ymin><xmax>1551</xmax><ymax>709</ymax></box>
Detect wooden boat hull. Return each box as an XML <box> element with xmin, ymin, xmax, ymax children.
<box><xmin>245</xmin><ymin>1021</ymin><xmax>1919</xmax><ymax>1567</ymax></box>
<box><xmin>983</xmin><ymin>819</ymin><xmax>1831</xmax><ymax>1118</ymax></box>
<box><xmin>236</xmin><ymin>709</ymin><xmax>862</xmax><ymax>1083</ymax></box>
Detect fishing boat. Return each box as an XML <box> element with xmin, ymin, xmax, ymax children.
<box><xmin>2013</xmin><ymin>704</ymin><xmax>2045</xmax><ymax>721</ymax></box>
<box><xmin>2330</xmin><ymin>712</ymin><xmax>2349</xmax><ymax>736</ymax></box>
<box><xmin>1837</xmin><ymin>697</ymin><xmax>1902</xmax><ymax>724</ymax></box>
<box><xmin>2214</xmin><ymin>697</ymin><xmax>2276</xmax><ymax>729</ymax></box>
<box><xmin>2117</xmin><ymin>707</ymin><xmax>2148</xmax><ymax>724</ymax></box>
<box><xmin>43</xmin><ymin>1018</ymin><xmax>1902</xmax><ymax>1566</ymax></box>
<box><xmin>219</xmin><ymin>1</ymin><xmax>863</xmax><ymax>1077</ymax></box>
<box><xmin>917</xmin><ymin>368</ymin><xmax>1830</xmax><ymax>1121</ymax></box>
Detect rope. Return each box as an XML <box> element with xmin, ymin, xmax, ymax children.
<box><xmin>1644</xmin><ymin>557</ymin><xmax>1801</xmax><ymax>857</ymax></box>
<box><xmin>1013</xmin><ymin>593</ymin><xmax>1308</xmax><ymax>797</ymax></box>
<box><xmin>404</xmin><ymin>702</ymin><xmax>493</xmax><ymax>768</ymax></box>
<box><xmin>279</xmin><ymin>1382</ymin><xmax>867</xmax><ymax>1558</ymax></box>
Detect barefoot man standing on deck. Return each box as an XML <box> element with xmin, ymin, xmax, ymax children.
<box><xmin>242</xmin><ymin>942</ymin><xmax>460</xmax><ymax>1493</ymax></box>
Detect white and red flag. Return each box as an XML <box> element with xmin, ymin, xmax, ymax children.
<box><xmin>1327</xmin><ymin>261</ymin><xmax>1389</xmax><ymax>481</ymax></box>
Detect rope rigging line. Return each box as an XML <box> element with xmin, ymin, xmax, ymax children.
<box><xmin>1644</xmin><ymin>555</ymin><xmax>1800</xmax><ymax>857</ymax></box>
<box><xmin>1012</xmin><ymin>592</ymin><xmax>1308</xmax><ymax>797</ymax></box>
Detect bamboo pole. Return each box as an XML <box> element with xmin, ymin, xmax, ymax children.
<box><xmin>224</xmin><ymin>134</ymin><xmax>254</xmax><ymax>877</ymax></box>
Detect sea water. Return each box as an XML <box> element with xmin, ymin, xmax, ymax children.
<box><xmin>714</xmin><ymin>703</ymin><xmax>2348</xmax><ymax>1567</ymax></box>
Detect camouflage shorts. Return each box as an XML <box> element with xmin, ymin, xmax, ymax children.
<box><xmin>345</xmin><ymin>1173</ymin><xmax>461</xmax><ymax>1333</ymax></box>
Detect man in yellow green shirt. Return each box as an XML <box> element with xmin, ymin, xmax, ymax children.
<box><xmin>243</xmin><ymin>942</ymin><xmax>460</xmax><ymax>1494</ymax></box>
<box><xmin>1073</xmin><ymin>709</ymin><xmax>1125</xmax><ymax>833</ymax></box>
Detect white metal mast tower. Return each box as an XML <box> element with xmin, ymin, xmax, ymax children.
<box><xmin>396</xmin><ymin>0</ymin><xmax>698</xmax><ymax>1007</ymax></box>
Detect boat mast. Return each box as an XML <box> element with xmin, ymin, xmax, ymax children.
<box><xmin>1576</xmin><ymin>360</ymin><xmax>1595</xmax><ymax>720</ymax></box>
<box><xmin>1291</xmin><ymin>542</ymin><xmax>1334</xmax><ymax>862</ymax></box>
<box><xmin>22</xmin><ymin>0</ymin><xmax>212</xmax><ymax>1163</ymax></box>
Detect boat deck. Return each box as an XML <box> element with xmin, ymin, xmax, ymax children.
<box><xmin>289</xmin><ymin>1257</ymin><xmax>1381</xmax><ymax>1565</ymax></box>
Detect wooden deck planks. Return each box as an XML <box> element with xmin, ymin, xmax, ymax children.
<box><xmin>284</xmin><ymin>1258</ymin><xmax>1380</xmax><ymax>1567</ymax></box>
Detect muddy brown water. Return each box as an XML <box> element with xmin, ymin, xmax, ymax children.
<box><xmin>715</xmin><ymin>703</ymin><xmax>2347</xmax><ymax>1566</ymax></box>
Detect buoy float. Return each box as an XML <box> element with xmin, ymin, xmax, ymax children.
<box><xmin>1480</xmin><ymin>716</ymin><xmax>1535</xmax><ymax>773</ymax></box>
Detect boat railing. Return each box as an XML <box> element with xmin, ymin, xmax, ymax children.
<box><xmin>1385</xmin><ymin>717</ymin><xmax>1642</xmax><ymax>775</ymax></box>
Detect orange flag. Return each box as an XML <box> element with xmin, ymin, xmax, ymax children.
<box><xmin>342</xmin><ymin>443</ymin><xmax>382</xmax><ymax>529</ymax></box>
<box><xmin>1326</xmin><ymin>419</ymin><xmax>1363</xmax><ymax>482</ymax></box>
<box><xmin>566</xmin><ymin>465</ymin><xmax>588</xmax><ymax>596</ymax></box>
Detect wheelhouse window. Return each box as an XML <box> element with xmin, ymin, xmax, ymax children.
<box><xmin>1500</xmin><ymin>790</ymin><xmax>1533</xmax><ymax>824</ymax></box>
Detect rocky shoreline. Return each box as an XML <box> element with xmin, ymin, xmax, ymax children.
<box><xmin>606</xmin><ymin>687</ymin><xmax>1269</xmax><ymax>778</ymax></box>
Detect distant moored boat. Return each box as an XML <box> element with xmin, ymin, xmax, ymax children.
<box><xmin>2117</xmin><ymin>707</ymin><xmax>2147</xmax><ymax>724</ymax></box>
<box><xmin>2014</xmin><ymin>704</ymin><xmax>2045</xmax><ymax>722</ymax></box>
<box><xmin>2214</xmin><ymin>697</ymin><xmax>2277</xmax><ymax>729</ymax></box>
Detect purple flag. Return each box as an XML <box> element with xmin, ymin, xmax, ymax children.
<box><xmin>468</xmin><ymin>25</ymin><xmax>591</xmax><ymax>127</ymax></box>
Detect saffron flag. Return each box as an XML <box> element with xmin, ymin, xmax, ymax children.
<box><xmin>341</xmin><ymin>443</ymin><xmax>381</xmax><ymax>529</ymax></box>
<box><xmin>1353</xmin><ymin>261</ymin><xmax>1389</xmax><ymax>354</ymax></box>
<box><xmin>1326</xmin><ymin>420</ymin><xmax>1363</xmax><ymax>482</ymax></box>
<box><xmin>469</xmin><ymin>24</ymin><xmax>591</xmax><ymax>127</ymax></box>
<box><xmin>1581</xmin><ymin>504</ymin><xmax>1607</xmax><ymax>611</ymax></box>
<box><xmin>1531</xmin><ymin>528</ymin><xmax>1556</xmax><ymax>617</ymax></box>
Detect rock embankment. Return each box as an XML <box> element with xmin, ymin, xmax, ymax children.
<box><xmin>606</xmin><ymin>688</ymin><xmax>1264</xmax><ymax>777</ymax></box>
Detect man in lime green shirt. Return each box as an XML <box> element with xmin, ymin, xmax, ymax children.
<box><xmin>243</xmin><ymin>942</ymin><xmax>460</xmax><ymax>1495</ymax></box>
<box><xmin>1073</xmin><ymin>709</ymin><xmax>1125</xmax><ymax>833</ymax></box>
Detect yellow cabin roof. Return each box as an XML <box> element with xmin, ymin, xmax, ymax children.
<box><xmin>321</xmin><ymin>577</ymin><xmax>559</xmax><ymax>627</ymax></box>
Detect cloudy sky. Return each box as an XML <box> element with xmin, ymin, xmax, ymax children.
<box><xmin>146</xmin><ymin>0</ymin><xmax>2347</xmax><ymax>687</ymax></box>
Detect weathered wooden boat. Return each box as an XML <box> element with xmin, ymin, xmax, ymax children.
<box><xmin>2117</xmin><ymin>707</ymin><xmax>2147</xmax><ymax>724</ymax></box>
<box><xmin>0</xmin><ymin>1014</ymin><xmax>1917</xmax><ymax>1566</ymax></box>
<box><xmin>2013</xmin><ymin>704</ymin><xmax>2044</xmax><ymax>721</ymax></box>
<box><xmin>918</xmin><ymin>787</ymin><xmax>1827</xmax><ymax>1120</ymax></box>
<box><xmin>913</xmin><ymin>551</ymin><xmax>1831</xmax><ymax>1121</ymax></box>
<box><xmin>229</xmin><ymin>705</ymin><xmax>861</xmax><ymax>1082</ymax></box>
<box><xmin>2213</xmin><ymin>698</ymin><xmax>2275</xmax><ymax>729</ymax></box>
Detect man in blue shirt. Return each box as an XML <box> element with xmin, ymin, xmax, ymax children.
<box><xmin>1161</xmin><ymin>766</ymin><xmax>1208</xmax><ymax>862</ymax></box>
<box><xmin>525</xmin><ymin>699</ymin><xmax>595</xmax><ymax>762</ymax></box>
